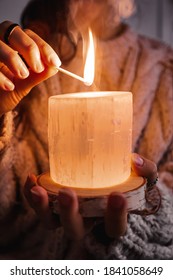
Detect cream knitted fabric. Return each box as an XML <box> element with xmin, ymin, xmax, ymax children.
<box><xmin>0</xmin><ymin>25</ymin><xmax>173</xmax><ymax>259</ymax></box>
<box><xmin>84</xmin><ymin>183</ymin><xmax>173</xmax><ymax>259</ymax></box>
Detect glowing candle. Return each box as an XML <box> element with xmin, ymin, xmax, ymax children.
<box><xmin>37</xmin><ymin>29</ymin><xmax>146</xmax><ymax>217</ymax></box>
<box><xmin>48</xmin><ymin>91</ymin><xmax>132</xmax><ymax>188</ymax></box>
<box><xmin>48</xmin><ymin>29</ymin><xmax>132</xmax><ymax>189</ymax></box>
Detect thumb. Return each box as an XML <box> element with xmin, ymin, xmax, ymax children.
<box><xmin>15</xmin><ymin>66</ymin><xmax>58</xmax><ymax>97</ymax></box>
<box><xmin>131</xmin><ymin>153</ymin><xmax>158</xmax><ymax>185</ymax></box>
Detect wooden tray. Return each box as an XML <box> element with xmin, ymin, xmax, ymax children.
<box><xmin>37</xmin><ymin>172</ymin><xmax>146</xmax><ymax>217</ymax></box>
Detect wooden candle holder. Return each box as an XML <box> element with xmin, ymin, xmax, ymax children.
<box><xmin>37</xmin><ymin>172</ymin><xmax>146</xmax><ymax>217</ymax></box>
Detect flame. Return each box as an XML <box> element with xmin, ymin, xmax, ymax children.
<box><xmin>83</xmin><ymin>29</ymin><xmax>95</xmax><ymax>86</ymax></box>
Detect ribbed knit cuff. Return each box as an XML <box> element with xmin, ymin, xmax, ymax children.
<box><xmin>0</xmin><ymin>112</ymin><xmax>14</xmax><ymax>155</ymax></box>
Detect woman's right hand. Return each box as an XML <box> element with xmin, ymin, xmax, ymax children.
<box><xmin>0</xmin><ymin>21</ymin><xmax>61</xmax><ymax>116</ymax></box>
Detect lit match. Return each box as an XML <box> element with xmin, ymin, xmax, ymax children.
<box><xmin>57</xmin><ymin>29</ymin><xmax>94</xmax><ymax>87</ymax></box>
<box><xmin>57</xmin><ymin>67</ymin><xmax>91</xmax><ymax>86</ymax></box>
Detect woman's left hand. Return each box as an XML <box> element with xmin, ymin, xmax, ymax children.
<box><xmin>24</xmin><ymin>153</ymin><xmax>158</xmax><ymax>241</ymax></box>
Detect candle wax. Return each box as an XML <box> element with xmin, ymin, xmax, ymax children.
<box><xmin>48</xmin><ymin>91</ymin><xmax>132</xmax><ymax>189</ymax></box>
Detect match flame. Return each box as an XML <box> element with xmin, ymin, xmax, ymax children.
<box><xmin>84</xmin><ymin>29</ymin><xmax>95</xmax><ymax>86</ymax></box>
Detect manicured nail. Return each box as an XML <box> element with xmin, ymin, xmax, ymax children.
<box><xmin>58</xmin><ymin>189</ymin><xmax>72</xmax><ymax>207</ymax></box>
<box><xmin>4</xmin><ymin>79</ymin><xmax>14</xmax><ymax>91</ymax></box>
<box><xmin>19</xmin><ymin>66</ymin><xmax>29</xmax><ymax>78</ymax></box>
<box><xmin>35</xmin><ymin>62</ymin><xmax>45</xmax><ymax>73</ymax></box>
<box><xmin>32</xmin><ymin>50</ymin><xmax>45</xmax><ymax>73</ymax></box>
<box><xmin>132</xmin><ymin>153</ymin><xmax>144</xmax><ymax>167</ymax></box>
<box><xmin>48</xmin><ymin>53</ymin><xmax>61</xmax><ymax>68</ymax></box>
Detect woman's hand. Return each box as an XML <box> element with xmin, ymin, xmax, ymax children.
<box><xmin>0</xmin><ymin>21</ymin><xmax>61</xmax><ymax>116</ymax></box>
<box><xmin>24</xmin><ymin>153</ymin><xmax>158</xmax><ymax>243</ymax></box>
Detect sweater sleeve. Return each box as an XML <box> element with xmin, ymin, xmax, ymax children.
<box><xmin>0</xmin><ymin>112</ymin><xmax>17</xmax><ymax>220</ymax></box>
<box><xmin>0</xmin><ymin>110</ymin><xmax>52</xmax><ymax>259</ymax></box>
<box><xmin>84</xmin><ymin>181</ymin><xmax>173</xmax><ymax>259</ymax></box>
<box><xmin>0</xmin><ymin>78</ymin><xmax>63</xmax><ymax>259</ymax></box>
<box><xmin>159</xmin><ymin>140</ymin><xmax>173</xmax><ymax>189</ymax></box>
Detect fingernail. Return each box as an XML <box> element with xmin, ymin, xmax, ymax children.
<box><xmin>19</xmin><ymin>66</ymin><xmax>29</xmax><ymax>78</ymax></box>
<box><xmin>4</xmin><ymin>79</ymin><xmax>14</xmax><ymax>91</ymax></box>
<box><xmin>109</xmin><ymin>194</ymin><xmax>125</xmax><ymax>210</ymax></box>
<box><xmin>48</xmin><ymin>53</ymin><xmax>61</xmax><ymax>68</ymax></box>
<box><xmin>28</xmin><ymin>173</ymin><xmax>37</xmax><ymax>184</ymax></box>
<box><xmin>34</xmin><ymin>62</ymin><xmax>45</xmax><ymax>73</ymax></box>
<box><xmin>58</xmin><ymin>189</ymin><xmax>72</xmax><ymax>207</ymax></box>
<box><xmin>132</xmin><ymin>153</ymin><xmax>144</xmax><ymax>167</ymax></box>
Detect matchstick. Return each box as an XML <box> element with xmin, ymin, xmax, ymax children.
<box><xmin>57</xmin><ymin>67</ymin><xmax>91</xmax><ymax>86</ymax></box>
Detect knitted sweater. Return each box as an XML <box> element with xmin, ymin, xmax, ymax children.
<box><xmin>0</xmin><ymin>25</ymin><xmax>173</xmax><ymax>259</ymax></box>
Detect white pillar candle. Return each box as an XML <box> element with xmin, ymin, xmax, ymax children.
<box><xmin>48</xmin><ymin>91</ymin><xmax>132</xmax><ymax>189</ymax></box>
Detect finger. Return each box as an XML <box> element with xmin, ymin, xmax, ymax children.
<box><xmin>0</xmin><ymin>40</ymin><xmax>29</xmax><ymax>79</ymax></box>
<box><xmin>0</xmin><ymin>21</ymin><xmax>15</xmax><ymax>40</ymax></box>
<box><xmin>24</xmin><ymin>174</ymin><xmax>60</xmax><ymax>229</ymax></box>
<box><xmin>0</xmin><ymin>21</ymin><xmax>44</xmax><ymax>73</ymax></box>
<box><xmin>14</xmin><ymin>66</ymin><xmax>58</xmax><ymax>97</ymax></box>
<box><xmin>58</xmin><ymin>188</ymin><xmax>85</xmax><ymax>240</ymax></box>
<box><xmin>105</xmin><ymin>192</ymin><xmax>127</xmax><ymax>238</ymax></box>
<box><xmin>0</xmin><ymin>70</ymin><xmax>14</xmax><ymax>91</ymax></box>
<box><xmin>0</xmin><ymin>66</ymin><xmax>58</xmax><ymax>116</ymax></box>
<box><xmin>8</xmin><ymin>27</ymin><xmax>45</xmax><ymax>73</ymax></box>
<box><xmin>24</xmin><ymin>173</ymin><xmax>39</xmax><ymax>207</ymax></box>
<box><xmin>0</xmin><ymin>62</ymin><xmax>14</xmax><ymax>80</ymax></box>
<box><xmin>131</xmin><ymin>153</ymin><xmax>158</xmax><ymax>184</ymax></box>
<box><xmin>24</xmin><ymin>29</ymin><xmax>61</xmax><ymax>68</ymax></box>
